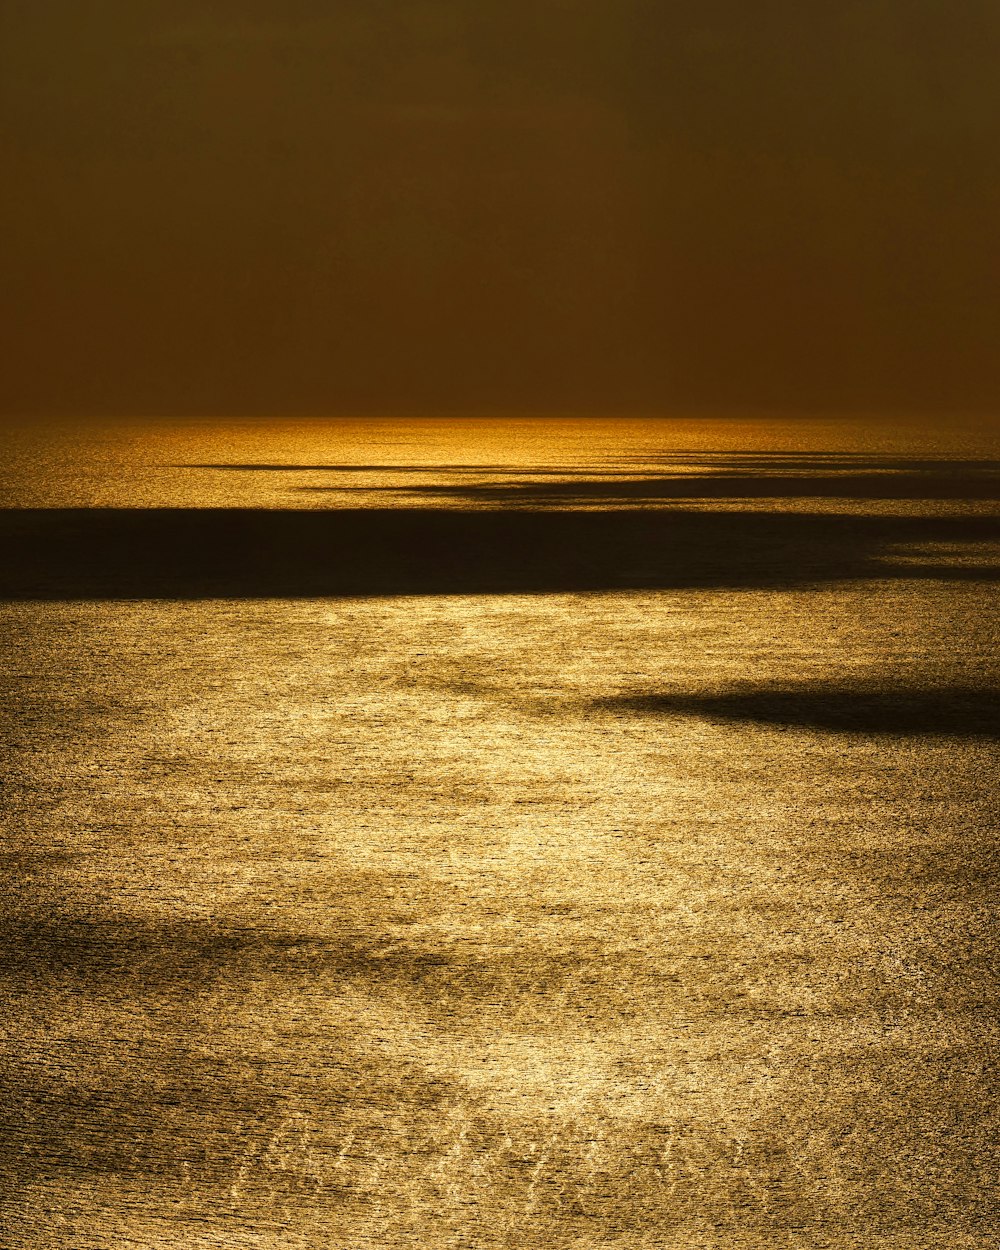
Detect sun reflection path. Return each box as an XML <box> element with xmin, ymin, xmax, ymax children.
<box><xmin>2</xmin><ymin>579</ymin><xmax>998</xmax><ymax>1245</ymax></box>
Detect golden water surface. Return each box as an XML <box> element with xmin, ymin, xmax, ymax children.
<box><xmin>1</xmin><ymin>416</ymin><xmax>999</xmax><ymax>1248</ymax></box>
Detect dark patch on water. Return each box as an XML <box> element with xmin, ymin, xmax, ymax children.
<box><xmin>593</xmin><ymin>684</ymin><xmax>1000</xmax><ymax>738</ymax></box>
<box><xmin>1</xmin><ymin>507</ymin><xmax>997</xmax><ymax>600</ymax></box>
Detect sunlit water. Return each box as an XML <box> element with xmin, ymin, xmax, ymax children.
<box><xmin>1</xmin><ymin>417</ymin><xmax>998</xmax><ymax>1248</ymax></box>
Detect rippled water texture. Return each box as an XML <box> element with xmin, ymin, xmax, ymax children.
<box><xmin>1</xmin><ymin>416</ymin><xmax>999</xmax><ymax>1248</ymax></box>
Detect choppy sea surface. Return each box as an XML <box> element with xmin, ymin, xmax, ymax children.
<box><xmin>2</xmin><ymin>416</ymin><xmax>999</xmax><ymax>1248</ymax></box>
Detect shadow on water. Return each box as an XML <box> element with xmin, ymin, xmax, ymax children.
<box><xmin>1</xmin><ymin>507</ymin><xmax>998</xmax><ymax>599</ymax></box>
<box><xmin>0</xmin><ymin>912</ymin><xmax>454</xmax><ymax>988</ymax></box>
<box><xmin>181</xmin><ymin>453</ymin><xmax>1000</xmax><ymax>503</ymax></box>
<box><xmin>5</xmin><ymin>452</ymin><xmax>997</xmax><ymax>599</ymax></box>
<box><xmin>592</xmin><ymin>685</ymin><xmax>1000</xmax><ymax>738</ymax></box>
<box><xmin>305</xmin><ymin>471</ymin><xmax>1000</xmax><ymax>503</ymax></box>
<box><xmin>0</xmin><ymin>907</ymin><xmax>457</xmax><ymax>1199</ymax></box>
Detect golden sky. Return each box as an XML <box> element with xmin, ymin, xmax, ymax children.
<box><xmin>3</xmin><ymin>1</ymin><xmax>999</xmax><ymax>417</ymax></box>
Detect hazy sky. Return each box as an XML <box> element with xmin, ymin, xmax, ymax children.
<box><xmin>3</xmin><ymin>1</ymin><xmax>999</xmax><ymax>417</ymax></box>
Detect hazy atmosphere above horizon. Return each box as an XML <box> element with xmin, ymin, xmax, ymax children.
<box><xmin>4</xmin><ymin>0</ymin><xmax>1000</xmax><ymax>418</ymax></box>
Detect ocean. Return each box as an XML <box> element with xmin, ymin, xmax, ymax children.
<box><xmin>1</xmin><ymin>415</ymin><xmax>999</xmax><ymax>1247</ymax></box>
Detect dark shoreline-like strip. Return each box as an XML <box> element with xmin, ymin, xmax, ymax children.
<box><xmin>1</xmin><ymin>507</ymin><xmax>998</xmax><ymax>600</ymax></box>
